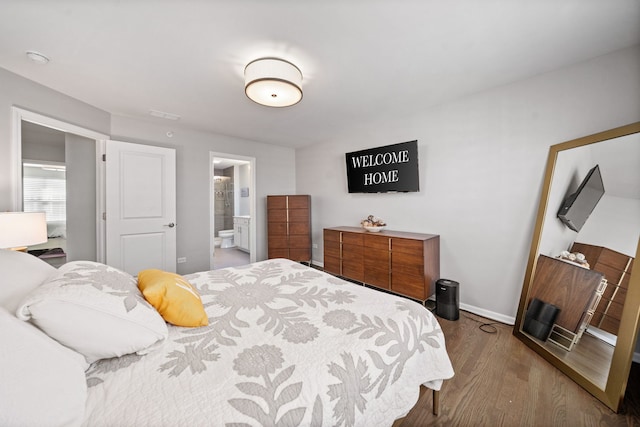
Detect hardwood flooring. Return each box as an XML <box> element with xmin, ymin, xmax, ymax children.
<box><xmin>395</xmin><ymin>311</ymin><xmax>640</xmax><ymax>426</ymax></box>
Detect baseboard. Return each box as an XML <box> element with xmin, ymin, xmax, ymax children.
<box><xmin>311</xmin><ymin>261</ymin><xmax>516</xmax><ymax>324</ymax></box>
<box><xmin>459</xmin><ymin>303</ymin><xmax>516</xmax><ymax>326</ymax></box>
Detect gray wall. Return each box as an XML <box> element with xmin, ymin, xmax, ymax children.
<box><xmin>65</xmin><ymin>133</ymin><xmax>97</xmax><ymax>261</ymax></box>
<box><xmin>0</xmin><ymin>68</ymin><xmax>110</xmax><ymax>211</ymax></box>
<box><xmin>21</xmin><ymin>121</ymin><xmax>65</xmax><ymax>163</ymax></box>
<box><xmin>296</xmin><ymin>45</ymin><xmax>640</xmax><ymax>324</ymax></box>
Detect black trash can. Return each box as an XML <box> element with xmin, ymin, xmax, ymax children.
<box><xmin>435</xmin><ymin>279</ymin><xmax>459</xmax><ymax>320</ymax></box>
<box><xmin>523</xmin><ymin>298</ymin><xmax>560</xmax><ymax>341</ymax></box>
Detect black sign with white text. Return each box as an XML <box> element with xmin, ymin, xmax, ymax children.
<box><xmin>345</xmin><ymin>140</ymin><xmax>420</xmax><ymax>193</ymax></box>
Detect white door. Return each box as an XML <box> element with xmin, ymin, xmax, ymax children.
<box><xmin>106</xmin><ymin>140</ymin><xmax>176</xmax><ymax>275</ymax></box>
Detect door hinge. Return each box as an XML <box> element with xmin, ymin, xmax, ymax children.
<box><xmin>102</xmin><ymin>212</ymin><xmax>106</xmax><ymax>220</ymax></box>
<box><xmin>102</xmin><ymin>154</ymin><xmax>106</xmax><ymax>161</ymax></box>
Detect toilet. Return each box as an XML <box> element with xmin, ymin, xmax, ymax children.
<box><xmin>218</xmin><ymin>229</ymin><xmax>235</xmax><ymax>248</ymax></box>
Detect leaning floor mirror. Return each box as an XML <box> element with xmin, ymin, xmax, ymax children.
<box><xmin>513</xmin><ymin>122</ymin><xmax>640</xmax><ymax>412</ymax></box>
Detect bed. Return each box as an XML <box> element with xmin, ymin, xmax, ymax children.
<box><xmin>0</xmin><ymin>249</ymin><xmax>454</xmax><ymax>427</ymax></box>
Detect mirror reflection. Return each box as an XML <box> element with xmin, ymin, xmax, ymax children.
<box><xmin>514</xmin><ymin>123</ymin><xmax>640</xmax><ymax>412</ymax></box>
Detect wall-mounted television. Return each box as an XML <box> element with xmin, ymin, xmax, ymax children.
<box><xmin>345</xmin><ymin>140</ymin><xmax>419</xmax><ymax>193</ymax></box>
<box><xmin>557</xmin><ymin>164</ymin><xmax>605</xmax><ymax>232</ymax></box>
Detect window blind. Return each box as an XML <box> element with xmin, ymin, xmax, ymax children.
<box><xmin>23</xmin><ymin>168</ymin><xmax>66</xmax><ymax>222</ymax></box>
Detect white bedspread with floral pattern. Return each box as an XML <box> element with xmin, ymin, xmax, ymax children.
<box><xmin>83</xmin><ymin>259</ymin><xmax>454</xmax><ymax>427</ymax></box>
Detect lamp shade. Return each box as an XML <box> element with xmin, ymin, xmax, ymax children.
<box><xmin>244</xmin><ymin>58</ymin><xmax>303</xmax><ymax>107</ymax></box>
<box><xmin>0</xmin><ymin>212</ymin><xmax>48</xmax><ymax>249</ymax></box>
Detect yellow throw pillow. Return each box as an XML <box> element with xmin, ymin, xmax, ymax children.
<box><xmin>137</xmin><ymin>269</ymin><xmax>209</xmax><ymax>327</ymax></box>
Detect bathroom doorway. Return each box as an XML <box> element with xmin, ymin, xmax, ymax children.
<box><xmin>209</xmin><ymin>152</ymin><xmax>256</xmax><ymax>270</ymax></box>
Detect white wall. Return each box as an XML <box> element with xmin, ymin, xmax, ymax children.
<box><xmin>296</xmin><ymin>45</ymin><xmax>640</xmax><ymax>323</ymax></box>
<box><xmin>110</xmin><ymin>115</ymin><xmax>296</xmax><ymax>274</ymax></box>
<box><xmin>577</xmin><ymin>195</ymin><xmax>640</xmax><ymax>258</ymax></box>
<box><xmin>539</xmin><ymin>142</ymin><xmax>595</xmax><ymax>257</ymax></box>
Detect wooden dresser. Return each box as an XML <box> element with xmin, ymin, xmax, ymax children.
<box><xmin>570</xmin><ymin>242</ymin><xmax>634</xmax><ymax>335</ymax></box>
<box><xmin>323</xmin><ymin>226</ymin><xmax>440</xmax><ymax>301</ymax></box>
<box><xmin>529</xmin><ymin>255</ymin><xmax>605</xmax><ymax>335</ymax></box>
<box><xmin>267</xmin><ymin>195</ymin><xmax>311</xmax><ymax>262</ymax></box>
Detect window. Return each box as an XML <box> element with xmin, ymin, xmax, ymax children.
<box><xmin>23</xmin><ymin>163</ymin><xmax>66</xmax><ymax>222</ymax></box>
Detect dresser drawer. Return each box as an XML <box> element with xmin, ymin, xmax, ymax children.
<box><xmin>268</xmin><ymin>222</ymin><xmax>287</xmax><ymax>236</ymax></box>
<box><xmin>364</xmin><ymin>234</ymin><xmax>389</xmax><ymax>250</ymax></box>
<box><xmin>343</xmin><ymin>261</ymin><xmax>364</xmax><ymax>282</ymax></box>
<box><xmin>287</xmin><ymin>196</ymin><xmax>310</xmax><ymax>209</ymax></box>
<box><xmin>392</xmin><ymin>250</ymin><xmax>424</xmax><ymax>266</ymax></box>
<box><xmin>324</xmin><ymin>256</ymin><xmax>341</xmax><ymax>275</ymax></box>
<box><xmin>289</xmin><ymin>235</ymin><xmax>310</xmax><ymax>248</ymax></box>
<box><xmin>267</xmin><ymin>209</ymin><xmax>287</xmax><ymax>222</ymax></box>
<box><xmin>365</xmin><ymin>267</ymin><xmax>390</xmax><ymax>289</ymax></box>
<box><xmin>391</xmin><ymin>238</ymin><xmax>424</xmax><ymax>254</ymax></box>
<box><xmin>324</xmin><ymin>229</ymin><xmax>341</xmax><ymax>243</ymax></box>
<box><xmin>342</xmin><ymin>232</ymin><xmax>364</xmax><ymax>245</ymax></box>
<box><xmin>392</xmin><ymin>272</ymin><xmax>426</xmax><ymax>300</ymax></box>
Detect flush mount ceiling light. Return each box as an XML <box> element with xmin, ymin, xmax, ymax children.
<box><xmin>244</xmin><ymin>58</ymin><xmax>302</xmax><ymax>107</ymax></box>
<box><xmin>26</xmin><ymin>50</ymin><xmax>50</xmax><ymax>65</ymax></box>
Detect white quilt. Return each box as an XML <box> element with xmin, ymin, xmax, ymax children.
<box><xmin>83</xmin><ymin>259</ymin><xmax>454</xmax><ymax>427</ymax></box>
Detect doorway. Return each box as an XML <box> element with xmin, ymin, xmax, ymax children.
<box><xmin>11</xmin><ymin>108</ymin><xmax>109</xmax><ymax>263</ymax></box>
<box><xmin>209</xmin><ymin>152</ymin><xmax>256</xmax><ymax>270</ymax></box>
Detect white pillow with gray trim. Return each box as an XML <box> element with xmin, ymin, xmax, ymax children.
<box><xmin>17</xmin><ymin>261</ymin><xmax>168</xmax><ymax>364</ymax></box>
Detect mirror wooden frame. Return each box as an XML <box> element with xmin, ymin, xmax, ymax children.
<box><xmin>513</xmin><ymin>121</ymin><xmax>640</xmax><ymax>412</ymax></box>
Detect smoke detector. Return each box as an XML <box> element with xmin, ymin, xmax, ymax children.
<box><xmin>26</xmin><ymin>51</ymin><xmax>50</xmax><ymax>65</ymax></box>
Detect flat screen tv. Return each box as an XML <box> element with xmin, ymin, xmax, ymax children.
<box><xmin>557</xmin><ymin>164</ymin><xmax>604</xmax><ymax>232</ymax></box>
<box><xmin>345</xmin><ymin>140</ymin><xmax>419</xmax><ymax>193</ymax></box>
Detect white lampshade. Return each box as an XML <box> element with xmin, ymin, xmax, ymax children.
<box><xmin>0</xmin><ymin>212</ymin><xmax>48</xmax><ymax>249</ymax></box>
<box><xmin>244</xmin><ymin>58</ymin><xmax>303</xmax><ymax>107</ymax></box>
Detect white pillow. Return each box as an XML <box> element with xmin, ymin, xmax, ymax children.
<box><xmin>0</xmin><ymin>248</ymin><xmax>57</xmax><ymax>313</ymax></box>
<box><xmin>17</xmin><ymin>261</ymin><xmax>168</xmax><ymax>364</ymax></box>
<box><xmin>0</xmin><ymin>307</ymin><xmax>87</xmax><ymax>427</ymax></box>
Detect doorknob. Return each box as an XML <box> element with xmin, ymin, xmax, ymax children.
<box><xmin>165</xmin><ymin>222</ymin><xmax>175</xmax><ymax>228</ymax></box>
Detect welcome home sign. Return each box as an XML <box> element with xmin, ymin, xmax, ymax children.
<box><xmin>345</xmin><ymin>140</ymin><xmax>420</xmax><ymax>193</ymax></box>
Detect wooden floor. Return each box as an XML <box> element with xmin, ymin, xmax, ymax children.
<box><xmin>395</xmin><ymin>311</ymin><xmax>640</xmax><ymax>426</ymax></box>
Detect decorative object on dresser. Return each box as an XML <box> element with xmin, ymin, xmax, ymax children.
<box><xmin>360</xmin><ymin>214</ymin><xmax>386</xmax><ymax>232</ymax></box>
<box><xmin>267</xmin><ymin>195</ymin><xmax>311</xmax><ymax>262</ymax></box>
<box><xmin>570</xmin><ymin>242</ymin><xmax>634</xmax><ymax>336</ymax></box>
<box><xmin>324</xmin><ymin>226</ymin><xmax>440</xmax><ymax>302</ymax></box>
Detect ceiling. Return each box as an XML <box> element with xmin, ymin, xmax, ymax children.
<box><xmin>1</xmin><ymin>1</ymin><xmax>639</xmax><ymax>149</ymax></box>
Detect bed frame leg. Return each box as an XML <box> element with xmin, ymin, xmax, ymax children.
<box><xmin>432</xmin><ymin>389</ymin><xmax>440</xmax><ymax>415</ymax></box>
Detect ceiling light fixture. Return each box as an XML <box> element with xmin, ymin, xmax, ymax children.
<box><xmin>244</xmin><ymin>58</ymin><xmax>302</xmax><ymax>107</ymax></box>
<box><xmin>26</xmin><ymin>51</ymin><xmax>50</xmax><ymax>65</ymax></box>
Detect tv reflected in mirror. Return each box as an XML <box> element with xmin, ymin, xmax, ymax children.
<box><xmin>557</xmin><ymin>164</ymin><xmax>604</xmax><ymax>232</ymax></box>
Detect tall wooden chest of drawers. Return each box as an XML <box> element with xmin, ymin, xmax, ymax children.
<box><xmin>324</xmin><ymin>226</ymin><xmax>440</xmax><ymax>301</ymax></box>
<box><xmin>267</xmin><ymin>195</ymin><xmax>311</xmax><ymax>262</ymax></box>
<box><xmin>570</xmin><ymin>242</ymin><xmax>634</xmax><ymax>335</ymax></box>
